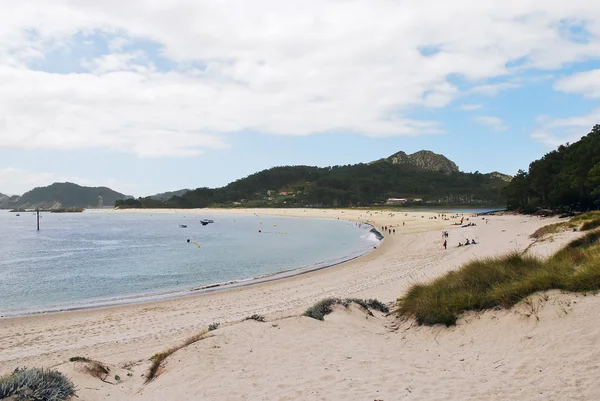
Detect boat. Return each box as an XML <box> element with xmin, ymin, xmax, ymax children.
<box><xmin>179</xmin><ymin>224</ymin><xmax>187</xmax><ymax>228</ymax></box>
<box><xmin>16</xmin><ymin>214</ymin><xmax>20</xmax><ymax>216</ymax></box>
<box><xmin>200</xmin><ymin>219</ymin><xmax>214</xmax><ymax>226</ymax></box>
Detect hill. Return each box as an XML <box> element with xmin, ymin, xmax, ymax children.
<box><xmin>2</xmin><ymin>182</ymin><xmax>128</xmax><ymax>210</ymax></box>
<box><xmin>503</xmin><ymin>125</ymin><xmax>600</xmax><ymax>211</ymax></box>
<box><xmin>117</xmin><ymin>150</ymin><xmax>510</xmax><ymax>209</ymax></box>
<box><xmin>377</xmin><ymin>150</ymin><xmax>459</xmax><ymax>174</ymax></box>
<box><xmin>148</xmin><ymin>189</ymin><xmax>191</xmax><ymax>200</ymax></box>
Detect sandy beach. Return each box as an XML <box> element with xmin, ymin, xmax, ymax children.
<box><xmin>1</xmin><ymin>208</ymin><xmax>597</xmax><ymax>400</ymax></box>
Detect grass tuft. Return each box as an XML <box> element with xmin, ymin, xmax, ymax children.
<box><xmin>581</xmin><ymin>219</ymin><xmax>600</xmax><ymax>231</ymax></box>
<box><xmin>304</xmin><ymin>297</ymin><xmax>389</xmax><ymax>321</ymax></box>
<box><xmin>146</xmin><ymin>329</ymin><xmax>209</xmax><ymax>382</ymax></box>
<box><xmin>69</xmin><ymin>356</ymin><xmax>90</xmax><ymax>363</ymax></box>
<box><xmin>0</xmin><ymin>367</ymin><xmax>76</xmax><ymax>401</ymax></box>
<box><xmin>244</xmin><ymin>314</ymin><xmax>266</xmax><ymax>322</ymax></box>
<box><xmin>397</xmin><ymin>230</ymin><xmax>600</xmax><ymax>326</ymax></box>
<box><xmin>530</xmin><ymin>222</ymin><xmax>568</xmax><ymax>239</ymax></box>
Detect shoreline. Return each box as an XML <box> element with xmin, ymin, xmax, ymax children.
<box><xmin>2</xmin><ymin>208</ymin><xmax>580</xmax><ymax>401</ymax></box>
<box><xmin>0</xmin><ymin>219</ymin><xmax>383</xmax><ymax>319</ymax></box>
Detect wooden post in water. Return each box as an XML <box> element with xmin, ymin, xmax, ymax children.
<box><xmin>36</xmin><ymin>208</ymin><xmax>40</xmax><ymax>231</ymax></box>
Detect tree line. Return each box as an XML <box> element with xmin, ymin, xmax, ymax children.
<box><xmin>503</xmin><ymin>125</ymin><xmax>600</xmax><ymax>211</ymax></box>
<box><xmin>116</xmin><ymin>162</ymin><xmax>508</xmax><ymax>209</ymax></box>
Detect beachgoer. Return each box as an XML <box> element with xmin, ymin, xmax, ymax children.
<box><xmin>472</xmin><ymin>239</ymin><xmax>477</xmax><ymax>244</ymax></box>
<box><xmin>465</xmin><ymin>239</ymin><xmax>470</xmax><ymax>245</ymax></box>
<box><xmin>393</xmin><ymin>229</ymin><xmax>395</xmax><ymax>234</ymax></box>
<box><xmin>443</xmin><ymin>240</ymin><xmax>447</xmax><ymax>250</ymax></box>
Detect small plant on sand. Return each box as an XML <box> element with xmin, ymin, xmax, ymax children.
<box><xmin>244</xmin><ymin>314</ymin><xmax>266</xmax><ymax>322</ymax></box>
<box><xmin>208</xmin><ymin>322</ymin><xmax>220</xmax><ymax>331</ymax></box>
<box><xmin>146</xmin><ymin>329</ymin><xmax>210</xmax><ymax>382</ymax></box>
<box><xmin>397</xmin><ymin>230</ymin><xmax>600</xmax><ymax>326</ymax></box>
<box><xmin>0</xmin><ymin>367</ymin><xmax>76</xmax><ymax>401</ymax></box>
<box><xmin>69</xmin><ymin>356</ymin><xmax>91</xmax><ymax>363</ymax></box>
<box><xmin>304</xmin><ymin>297</ymin><xmax>389</xmax><ymax>321</ymax></box>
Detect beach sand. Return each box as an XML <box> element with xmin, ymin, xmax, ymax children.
<box><xmin>1</xmin><ymin>208</ymin><xmax>597</xmax><ymax>400</ymax></box>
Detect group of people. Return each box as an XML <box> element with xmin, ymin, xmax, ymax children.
<box><xmin>443</xmin><ymin>237</ymin><xmax>477</xmax><ymax>249</ymax></box>
<box><xmin>382</xmin><ymin>225</ymin><xmax>396</xmax><ymax>234</ymax></box>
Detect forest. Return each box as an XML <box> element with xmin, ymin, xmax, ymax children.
<box><xmin>116</xmin><ymin>161</ymin><xmax>509</xmax><ymax>209</ymax></box>
<box><xmin>503</xmin><ymin>125</ymin><xmax>600</xmax><ymax>211</ymax></box>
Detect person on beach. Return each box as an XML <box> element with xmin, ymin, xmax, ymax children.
<box><xmin>443</xmin><ymin>240</ymin><xmax>447</xmax><ymax>250</ymax></box>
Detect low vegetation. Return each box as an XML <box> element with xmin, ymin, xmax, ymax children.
<box><xmin>0</xmin><ymin>367</ymin><xmax>76</xmax><ymax>401</ymax></box>
<box><xmin>146</xmin><ymin>329</ymin><xmax>210</xmax><ymax>382</ymax></box>
<box><xmin>530</xmin><ymin>222</ymin><xmax>570</xmax><ymax>239</ymax></box>
<box><xmin>208</xmin><ymin>322</ymin><xmax>220</xmax><ymax>331</ymax></box>
<box><xmin>397</xmin><ymin>230</ymin><xmax>600</xmax><ymax>326</ymax></box>
<box><xmin>244</xmin><ymin>314</ymin><xmax>266</xmax><ymax>322</ymax></box>
<box><xmin>304</xmin><ymin>297</ymin><xmax>390</xmax><ymax>321</ymax></box>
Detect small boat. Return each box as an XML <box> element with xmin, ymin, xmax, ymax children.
<box><xmin>200</xmin><ymin>219</ymin><xmax>214</xmax><ymax>226</ymax></box>
<box><xmin>16</xmin><ymin>213</ymin><xmax>20</xmax><ymax>216</ymax></box>
<box><xmin>179</xmin><ymin>224</ymin><xmax>187</xmax><ymax>228</ymax></box>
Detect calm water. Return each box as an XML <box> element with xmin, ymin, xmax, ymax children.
<box><xmin>0</xmin><ymin>211</ymin><xmax>378</xmax><ymax>315</ymax></box>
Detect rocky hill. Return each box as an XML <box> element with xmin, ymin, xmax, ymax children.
<box><xmin>488</xmin><ymin>171</ymin><xmax>513</xmax><ymax>182</ymax></box>
<box><xmin>1</xmin><ymin>182</ymin><xmax>128</xmax><ymax>210</ymax></box>
<box><xmin>380</xmin><ymin>150</ymin><xmax>460</xmax><ymax>174</ymax></box>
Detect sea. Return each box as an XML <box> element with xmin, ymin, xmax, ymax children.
<box><xmin>0</xmin><ymin>210</ymin><xmax>380</xmax><ymax>316</ymax></box>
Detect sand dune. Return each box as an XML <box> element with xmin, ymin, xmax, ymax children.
<box><xmin>1</xmin><ymin>208</ymin><xmax>596</xmax><ymax>400</ymax></box>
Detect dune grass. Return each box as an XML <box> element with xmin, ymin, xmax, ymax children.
<box><xmin>530</xmin><ymin>222</ymin><xmax>570</xmax><ymax>239</ymax></box>
<box><xmin>304</xmin><ymin>297</ymin><xmax>389</xmax><ymax>321</ymax></box>
<box><xmin>572</xmin><ymin>211</ymin><xmax>600</xmax><ymax>231</ymax></box>
<box><xmin>0</xmin><ymin>367</ymin><xmax>76</xmax><ymax>401</ymax></box>
<box><xmin>146</xmin><ymin>329</ymin><xmax>210</xmax><ymax>382</ymax></box>
<box><xmin>397</xmin><ymin>230</ymin><xmax>600</xmax><ymax>326</ymax></box>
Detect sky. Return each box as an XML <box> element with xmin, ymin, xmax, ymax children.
<box><xmin>1</xmin><ymin>1</ymin><xmax>600</xmax><ymax>197</ymax></box>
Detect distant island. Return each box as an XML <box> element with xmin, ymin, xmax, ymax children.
<box><xmin>0</xmin><ymin>182</ymin><xmax>130</xmax><ymax>211</ymax></box>
<box><xmin>117</xmin><ymin>150</ymin><xmax>511</xmax><ymax>209</ymax></box>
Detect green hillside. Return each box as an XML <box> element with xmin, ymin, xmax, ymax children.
<box><xmin>503</xmin><ymin>125</ymin><xmax>600</xmax><ymax>211</ymax></box>
<box><xmin>117</xmin><ymin>151</ymin><xmax>509</xmax><ymax>209</ymax></box>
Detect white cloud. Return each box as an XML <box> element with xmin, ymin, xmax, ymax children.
<box><xmin>0</xmin><ymin>167</ymin><xmax>137</xmax><ymax>196</ymax></box>
<box><xmin>460</xmin><ymin>104</ymin><xmax>482</xmax><ymax>111</ymax></box>
<box><xmin>470</xmin><ymin>82</ymin><xmax>521</xmax><ymax>96</ymax></box>
<box><xmin>1</xmin><ymin>1</ymin><xmax>600</xmax><ymax>156</ymax></box>
<box><xmin>531</xmin><ymin>108</ymin><xmax>600</xmax><ymax>147</ymax></box>
<box><xmin>554</xmin><ymin>69</ymin><xmax>600</xmax><ymax>98</ymax></box>
<box><xmin>473</xmin><ymin>116</ymin><xmax>508</xmax><ymax>131</ymax></box>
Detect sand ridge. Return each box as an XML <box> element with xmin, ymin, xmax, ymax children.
<box><xmin>1</xmin><ymin>208</ymin><xmax>595</xmax><ymax>400</ymax></box>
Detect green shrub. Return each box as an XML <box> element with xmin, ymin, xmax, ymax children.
<box><xmin>0</xmin><ymin>367</ymin><xmax>76</xmax><ymax>401</ymax></box>
<box><xmin>208</xmin><ymin>322</ymin><xmax>220</xmax><ymax>331</ymax></box>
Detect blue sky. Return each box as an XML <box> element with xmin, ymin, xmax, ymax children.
<box><xmin>1</xmin><ymin>1</ymin><xmax>600</xmax><ymax>196</ymax></box>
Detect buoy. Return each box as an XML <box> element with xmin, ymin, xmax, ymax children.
<box><xmin>187</xmin><ymin>239</ymin><xmax>190</xmax><ymax>243</ymax></box>
<box><xmin>259</xmin><ymin>230</ymin><xmax>262</xmax><ymax>233</ymax></box>
<box><xmin>274</xmin><ymin>224</ymin><xmax>277</xmax><ymax>227</ymax></box>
